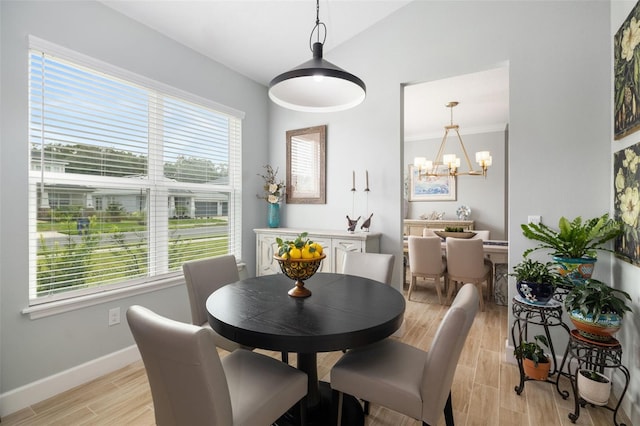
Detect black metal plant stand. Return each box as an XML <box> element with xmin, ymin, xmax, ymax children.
<box><xmin>511</xmin><ymin>296</ymin><xmax>571</xmax><ymax>395</ymax></box>
<box><xmin>557</xmin><ymin>330</ymin><xmax>630</xmax><ymax>426</ymax></box>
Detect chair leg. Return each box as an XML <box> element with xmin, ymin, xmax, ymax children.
<box><xmin>446</xmin><ymin>279</ymin><xmax>456</xmax><ymax>304</ymax></box>
<box><xmin>407</xmin><ymin>275</ymin><xmax>416</xmax><ymax>301</ymax></box>
<box><xmin>281</xmin><ymin>351</ymin><xmax>288</xmax><ymax>363</ymax></box>
<box><xmin>476</xmin><ymin>282</ymin><xmax>485</xmax><ymax>312</ymax></box>
<box><xmin>444</xmin><ymin>391</ymin><xmax>454</xmax><ymax>426</ymax></box>
<box><xmin>364</xmin><ymin>400</ymin><xmax>369</xmax><ymax>415</ymax></box>
<box><xmin>336</xmin><ymin>392</ymin><xmax>343</xmax><ymax>426</ymax></box>
<box><xmin>434</xmin><ymin>275</ymin><xmax>443</xmax><ymax>304</ymax></box>
<box><xmin>299</xmin><ymin>395</ymin><xmax>307</xmax><ymax>426</ymax></box>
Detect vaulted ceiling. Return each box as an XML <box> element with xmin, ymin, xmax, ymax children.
<box><xmin>101</xmin><ymin>0</ymin><xmax>509</xmax><ymax>139</ymax></box>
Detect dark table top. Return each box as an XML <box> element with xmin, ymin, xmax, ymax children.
<box><xmin>206</xmin><ymin>272</ymin><xmax>405</xmax><ymax>353</ymax></box>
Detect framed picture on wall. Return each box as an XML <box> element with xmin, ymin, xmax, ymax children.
<box><xmin>286</xmin><ymin>125</ymin><xmax>326</xmax><ymax>204</ymax></box>
<box><xmin>614</xmin><ymin>2</ymin><xmax>640</xmax><ymax>139</ymax></box>
<box><xmin>614</xmin><ymin>142</ymin><xmax>640</xmax><ymax>266</ymax></box>
<box><xmin>408</xmin><ymin>164</ymin><xmax>456</xmax><ymax>201</ymax></box>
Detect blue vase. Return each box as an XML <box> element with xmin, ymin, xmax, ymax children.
<box><xmin>267</xmin><ymin>203</ymin><xmax>280</xmax><ymax>228</ymax></box>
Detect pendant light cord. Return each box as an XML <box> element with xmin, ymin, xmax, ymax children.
<box><xmin>309</xmin><ymin>0</ymin><xmax>327</xmax><ymax>52</ymax></box>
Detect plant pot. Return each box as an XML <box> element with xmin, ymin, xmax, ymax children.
<box><xmin>516</xmin><ymin>280</ymin><xmax>555</xmax><ymax>305</ymax></box>
<box><xmin>552</xmin><ymin>256</ymin><xmax>596</xmax><ymax>285</ymax></box>
<box><xmin>522</xmin><ymin>357</ymin><xmax>551</xmax><ymax>381</ymax></box>
<box><xmin>577</xmin><ymin>370</ymin><xmax>611</xmax><ymax>406</ymax></box>
<box><xmin>569</xmin><ymin>309</ymin><xmax>621</xmax><ymax>342</ymax></box>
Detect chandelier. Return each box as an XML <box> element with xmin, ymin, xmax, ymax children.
<box><xmin>413</xmin><ymin>101</ymin><xmax>492</xmax><ymax>178</ymax></box>
<box><xmin>268</xmin><ymin>0</ymin><xmax>366</xmax><ymax>113</ymax></box>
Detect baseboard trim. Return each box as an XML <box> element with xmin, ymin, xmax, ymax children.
<box><xmin>0</xmin><ymin>345</ymin><xmax>140</xmax><ymax>418</ymax></box>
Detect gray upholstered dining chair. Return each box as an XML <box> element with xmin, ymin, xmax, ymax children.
<box><xmin>342</xmin><ymin>252</ymin><xmax>394</xmax><ymax>285</ymax></box>
<box><xmin>182</xmin><ymin>255</ymin><xmax>247</xmax><ymax>352</ymax></box>
<box><xmin>407</xmin><ymin>236</ymin><xmax>447</xmax><ymax>303</ymax></box>
<box><xmin>445</xmin><ymin>238</ymin><xmax>492</xmax><ymax>311</ymax></box>
<box><xmin>330</xmin><ymin>284</ymin><xmax>479</xmax><ymax>426</ymax></box>
<box><xmin>127</xmin><ymin>305</ymin><xmax>308</xmax><ymax>426</ymax></box>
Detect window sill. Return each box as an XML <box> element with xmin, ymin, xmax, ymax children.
<box><xmin>22</xmin><ymin>275</ymin><xmax>184</xmax><ymax>320</ymax></box>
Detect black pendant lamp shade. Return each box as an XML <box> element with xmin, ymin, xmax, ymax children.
<box><xmin>268</xmin><ymin>3</ymin><xmax>366</xmax><ymax>112</ymax></box>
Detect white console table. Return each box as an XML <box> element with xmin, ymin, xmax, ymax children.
<box><xmin>254</xmin><ymin>228</ymin><xmax>381</xmax><ymax>276</ymax></box>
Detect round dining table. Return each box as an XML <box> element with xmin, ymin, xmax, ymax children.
<box><xmin>206</xmin><ymin>272</ymin><xmax>405</xmax><ymax>426</ymax></box>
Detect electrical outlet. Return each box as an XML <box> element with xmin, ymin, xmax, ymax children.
<box><xmin>108</xmin><ymin>307</ymin><xmax>121</xmax><ymax>326</ymax></box>
<box><xmin>528</xmin><ymin>215</ymin><xmax>541</xmax><ymax>225</ymax></box>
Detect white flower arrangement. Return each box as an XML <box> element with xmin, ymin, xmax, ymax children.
<box><xmin>258</xmin><ymin>165</ymin><xmax>285</xmax><ymax>204</ymax></box>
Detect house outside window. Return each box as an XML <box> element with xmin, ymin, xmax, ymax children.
<box><xmin>28</xmin><ymin>37</ymin><xmax>243</xmax><ymax>305</ymax></box>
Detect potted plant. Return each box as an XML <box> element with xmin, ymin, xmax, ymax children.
<box><xmin>510</xmin><ymin>259</ymin><xmax>562</xmax><ymax>305</ymax></box>
<box><xmin>564</xmin><ymin>279</ymin><xmax>632</xmax><ymax>342</ymax></box>
<box><xmin>521</xmin><ymin>214</ymin><xmax>622</xmax><ymax>283</ymax></box>
<box><xmin>577</xmin><ymin>369</ymin><xmax>611</xmax><ymax>406</ymax></box>
<box><xmin>513</xmin><ymin>335</ymin><xmax>551</xmax><ymax>380</ymax></box>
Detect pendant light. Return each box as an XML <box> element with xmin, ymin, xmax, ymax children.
<box><xmin>268</xmin><ymin>0</ymin><xmax>366</xmax><ymax>113</ymax></box>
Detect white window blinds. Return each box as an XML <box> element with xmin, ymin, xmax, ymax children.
<box><xmin>28</xmin><ymin>39</ymin><xmax>243</xmax><ymax>304</ymax></box>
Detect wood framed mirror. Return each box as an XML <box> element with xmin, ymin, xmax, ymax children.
<box><xmin>286</xmin><ymin>125</ymin><xmax>326</xmax><ymax>204</ymax></box>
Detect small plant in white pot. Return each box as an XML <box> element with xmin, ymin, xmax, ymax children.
<box><xmin>577</xmin><ymin>369</ymin><xmax>611</xmax><ymax>406</ymax></box>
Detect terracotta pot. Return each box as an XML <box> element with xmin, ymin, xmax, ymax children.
<box><xmin>577</xmin><ymin>370</ymin><xmax>611</xmax><ymax>406</ymax></box>
<box><xmin>569</xmin><ymin>309</ymin><xmax>621</xmax><ymax>342</ymax></box>
<box><xmin>523</xmin><ymin>357</ymin><xmax>551</xmax><ymax>381</ymax></box>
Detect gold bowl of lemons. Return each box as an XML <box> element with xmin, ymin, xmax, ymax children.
<box><xmin>274</xmin><ymin>232</ymin><xmax>325</xmax><ymax>298</ymax></box>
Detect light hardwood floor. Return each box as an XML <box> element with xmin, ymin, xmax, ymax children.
<box><xmin>2</xmin><ymin>282</ymin><xmax>632</xmax><ymax>426</ymax></box>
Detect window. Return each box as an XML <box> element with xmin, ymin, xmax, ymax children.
<box><xmin>28</xmin><ymin>37</ymin><xmax>243</xmax><ymax>305</ymax></box>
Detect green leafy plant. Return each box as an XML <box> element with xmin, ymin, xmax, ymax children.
<box><xmin>521</xmin><ymin>214</ymin><xmax>622</xmax><ymax>259</ymax></box>
<box><xmin>564</xmin><ymin>279</ymin><xmax>632</xmax><ymax>322</ymax></box>
<box><xmin>513</xmin><ymin>335</ymin><xmax>550</xmax><ymax>366</ymax></box>
<box><xmin>579</xmin><ymin>370</ymin><xmax>610</xmax><ymax>383</ymax></box>
<box><xmin>510</xmin><ymin>259</ymin><xmax>563</xmax><ymax>286</ymax></box>
<box><xmin>444</xmin><ymin>226</ymin><xmax>465</xmax><ymax>232</ymax></box>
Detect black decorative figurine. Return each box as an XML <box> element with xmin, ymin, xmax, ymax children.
<box><xmin>361</xmin><ymin>213</ymin><xmax>373</xmax><ymax>232</ymax></box>
<box><xmin>346</xmin><ymin>215</ymin><xmax>360</xmax><ymax>232</ymax></box>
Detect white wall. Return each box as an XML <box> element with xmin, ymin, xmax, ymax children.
<box><xmin>404</xmin><ymin>130</ymin><xmax>507</xmax><ymax>240</ymax></box>
<box><xmin>270</xmin><ymin>0</ymin><xmax>612</xmax><ymax>290</ymax></box>
<box><xmin>0</xmin><ymin>0</ymin><xmax>268</xmax><ymax>409</ymax></box>
<box><xmin>270</xmin><ymin>0</ymin><xmax>637</xmax><ymax>419</ymax></box>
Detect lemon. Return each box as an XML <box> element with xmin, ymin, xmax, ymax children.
<box><xmin>310</xmin><ymin>242</ymin><xmax>323</xmax><ymax>255</ymax></box>
<box><xmin>289</xmin><ymin>247</ymin><xmax>302</xmax><ymax>259</ymax></box>
<box><xmin>312</xmin><ymin>250</ymin><xmax>320</xmax><ymax>258</ymax></box>
<box><xmin>281</xmin><ymin>252</ymin><xmax>289</xmax><ymax>260</ymax></box>
<box><xmin>301</xmin><ymin>246</ymin><xmax>314</xmax><ymax>259</ymax></box>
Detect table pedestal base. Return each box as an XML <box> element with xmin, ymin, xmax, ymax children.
<box><xmin>276</xmin><ymin>381</ymin><xmax>364</xmax><ymax>426</ymax></box>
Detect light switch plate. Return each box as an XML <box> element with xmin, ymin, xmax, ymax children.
<box><xmin>528</xmin><ymin>215</ymin><xmax>541</xmax><ymax>225</ymax></box>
